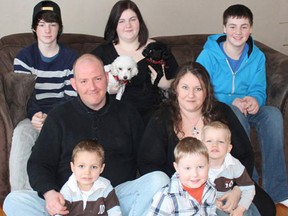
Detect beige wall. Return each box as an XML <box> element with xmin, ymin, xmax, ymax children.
<box><xmin>1</xmin><ymin>0</ymin><xmax>288</xmax><ymax>54</ymax></box>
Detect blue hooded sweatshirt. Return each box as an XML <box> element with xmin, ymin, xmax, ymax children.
<box><xmin>197</xmin><ymin>34</ymin><xmax>266</xmax><ymax>107</ymax></box>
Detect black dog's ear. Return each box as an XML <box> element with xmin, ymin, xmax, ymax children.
<box><xmin>142</xmin><ymin>45</ymin><xmax>150</xmax><ymax>57</ymax></box>
<box><xmin>158</xmin><ymin>43</ymin><xmax>172</xmax><ymax>60</ymax></box>
<box><xmin>153</xmin><ymin>41</ymin><xmax>172</xmax><ymax>60</ymax></box>
<box><xmin>162</xmin><ymin>48</ymin><xmax>172</xmax><ymax>60</ymax></box>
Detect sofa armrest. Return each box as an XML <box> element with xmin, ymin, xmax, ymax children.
<box><xmin>3</xmin><ymin>73</ymin><xmax>36</xmax><ymax>127</ymax></box>
<box><xmin>0</xmin><ymin>74</ymin><xmax>13</xmax><ymax>204</ymax></box>
<box><xmin>255</xmin><ymin>41</ymin><xmax>288</xmax><ymax>109</ymax></box>
<box><xmin>256</xmin><ymin>41</ymin><xmax>288</xmax><ymax>171</ymax></box>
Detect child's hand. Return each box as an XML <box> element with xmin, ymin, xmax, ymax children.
<box><xmin>230</xmin><ymin>205</ymin><xmax>246</xmax><ymax>216</ymax></box>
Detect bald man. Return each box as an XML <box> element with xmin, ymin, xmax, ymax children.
<box><xmin>4</xmin><ymin>54</ymin><xmax>169</xmax><ymax>216</ymax></box>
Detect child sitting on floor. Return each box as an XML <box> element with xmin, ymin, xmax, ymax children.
<box><xmin>148</xmin><ymin>137</ymin><xmax>217</xmax><ymax>215</ymax></box>
<box><xmin>59</xmin><ymin>140</ymin><xmax>122</xmax><ymax>216</ymax></box>
<box><xmin>202</xmin><ymin>121</ymin><xmax>260</xmax><ymax>216</ymax></box>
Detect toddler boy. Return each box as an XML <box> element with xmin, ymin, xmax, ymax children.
<box><xmin>60</xmin><ymin>140</ymin><xmax>122</xmax><ymax>215</ymax></box>
<box><xmin>202</xmin><ymin>121</ymin><xmax>260</xmax><ymax>216</ymax></box>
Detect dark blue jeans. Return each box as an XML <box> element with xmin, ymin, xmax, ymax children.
<box><xmin>230</xmin><ymin>105</ymin><xmax>288</xmax><ymax>203</ymax></box>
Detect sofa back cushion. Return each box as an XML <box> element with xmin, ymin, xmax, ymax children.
<box><xmin>0</xmin><ymin>33</ymin><xmax>105</xmax><ymax>76</ymax></box>
<box><xmin>154</xmin><ymin>34</ymin><xmax>209</xmax><ymax>66</ymax></box>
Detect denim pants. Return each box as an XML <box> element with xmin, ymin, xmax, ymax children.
<box><xmin>216</xmin><ymin>202</ymin><xmax>260</xmax><ymax>216</ymax></box>
<box><xmin>3</xmin><ymin>171</ymin><xmax>170</xmax><ymax>216</ymax></box>
<box><xmin>9</xmin><ymin>118</ymin><xmax>39</xmax><ymax>191</ymax></box>
<box><xmin>230</xmin><ymin>105</ymin><xmax>288</xmax><ymax>203</ymax></box>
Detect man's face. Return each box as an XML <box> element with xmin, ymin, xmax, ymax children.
<box><xmin>71</xmin><ymin>56</ymin><xmax>108</xmax><ymax>111</ymax></box>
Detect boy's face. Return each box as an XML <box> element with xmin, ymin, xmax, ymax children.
<box><xmin>35</xmin><ymin>19</ymin><xmax>59</xmax><ymax>45</ymax></box>
<box><xmin>223</xmin><ymin>16</ymin><xmax>252</xmax><ymax>48</ymax></box>
<box><xmin>71</xmin><ymin>151</ymin><xmax>105</xmax><ymax>191</ymax></box>
<box><xmin>202</xmin><ymin>127</ymin><xmax>232</xmax><ymax>162</ymax></box>
<box><xmin>173</xmin><ymin>153</ymin><xmax>209</xmax><ymax>189</ymax></box>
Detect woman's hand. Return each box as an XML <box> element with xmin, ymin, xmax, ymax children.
<box><xmin>230</xmin><ymin>205</ymin><xmax>246</xmax><ymax>216</ymax></box>
<box><xmin>148</xmin><ymin>65</ymin><xmax>173</xmax><ymax>89</ymax></box>
<box><xmin>217</xmin><ymin>186</ymin><xmax>241</xmax><ymax>213</ymax></box>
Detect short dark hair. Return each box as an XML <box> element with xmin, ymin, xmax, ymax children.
<box><xmin>104</xmin><ymin>0</ymin><xmax>149</xmax><ymax>49</ymax></box>
<box><xmin>72</xmin><ymin>140</ymin><xmax>105</xmax><ymax>164</ymax></box>
<box><xmin>223</xmin><ymin>4</ymin><xmax>253</xmax><ymax>26</ymax></box>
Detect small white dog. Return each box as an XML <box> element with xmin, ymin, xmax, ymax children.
<box><xmin>105</xmin><ymin>56</ymin><xmax>138</xmax><ymax>100</ymax></box>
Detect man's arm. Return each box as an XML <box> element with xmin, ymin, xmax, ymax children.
<box><xmin>44</xmin><ymin>190</ymin><xmax>69</xmax><ymax>216</ymax></box>
<box><xmin>27</xmin><ymin>114</ymin><xmax>62</xmax><ymax>195</ymax></box>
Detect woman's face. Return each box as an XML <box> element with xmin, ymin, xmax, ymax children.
<box><xmin>116</xmin><ymin>9</ymin><xmax>140</xmax><ymax>43</ymax></box>
<box><xmin>176</xmin><ymin>72</ymin><xmax>206</xmax><ymax>113</ymax></box>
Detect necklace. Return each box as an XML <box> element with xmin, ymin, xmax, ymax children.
<box><xmin>192</xmin><ymin>116</ymin><xmax>202</xmax><ymax>136</ymax></box>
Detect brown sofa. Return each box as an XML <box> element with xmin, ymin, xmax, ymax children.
<box><xmin>0</xmin><ymin>33</ymin><xmax>288</xmax><ymax>204</ymax></box>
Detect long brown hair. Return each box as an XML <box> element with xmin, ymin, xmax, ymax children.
<box><xmin>158</xmin><ymin>62</ymin><xmax>217</xmax><ymax>137</ymax></box>
<box><xmin>104</xmin><ymin>0</ymin><xmax>149</xmax><ymax>49</ymax></box>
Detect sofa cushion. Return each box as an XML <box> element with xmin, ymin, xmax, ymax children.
<box><xmin>3</xmin><ymin>72</ymin><xmax>36</xmax><ymax>127</ymax></box>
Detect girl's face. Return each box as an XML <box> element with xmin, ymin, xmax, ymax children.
<box><xmin>176</xmin><ymin>73</ymin><xmax>206</xmax><ymax>114</ymax></box>
<box><xmin>35</xmin><ymin>20</ymin><xmax>59</xmax><ymax>45</ymax></box>
<box><xmin>174</xmin><ymin>153</ymin><xmax>209</xmax><ymax>189</ymax></box>
<box><xmin>224</xmin><ymin>17</ymin><xmax>252</xmax><ymax>49</ymax></box>
<box><xmin>116</xmin><ymin>9</ymin><xmax>140</xmax><ymax>43</ymax></box>
<box><xmin>71</xmin><ymin>151</ymin><xmax>105</xmax><ymax>191</ymax></box>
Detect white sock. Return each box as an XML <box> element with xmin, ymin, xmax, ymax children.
<box><xmin>280</xmin><ymin>199</ymin><xmax>288</xmax><ymax>207</ymax></box>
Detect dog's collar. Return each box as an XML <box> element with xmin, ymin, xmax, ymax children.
<box><xmin>146</xmin><ymin>58</ymin><xmax>166</xmax><ymax>65</ymax></box>
<box><xmin>113</xmin><ymin>75</ymin><xmax>129</xmax><ymax>85</ymax></box>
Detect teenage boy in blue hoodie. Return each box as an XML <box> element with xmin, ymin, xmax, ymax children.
<box><xmin>197</xmin><ymin>4</ymin><xmax>288</xmax><ymax>207</ymax></box>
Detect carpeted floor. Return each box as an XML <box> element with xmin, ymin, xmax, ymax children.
<box><xmin>276</xmin><ymin>203</ymin><xmax>288</xmax><ymax>216</ymax></box>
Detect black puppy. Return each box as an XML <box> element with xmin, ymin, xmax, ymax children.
<box><xmin>142</xmin><ymin>41</ymin><xmax>173</xmax><ymax>86</ymax></box>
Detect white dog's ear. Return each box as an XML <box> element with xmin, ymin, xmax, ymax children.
<box><xmin>131</xmin><ymin>66</ymin><xmax>138</xmax><ymax>77</ymax></box>
<box><xmin>110</xmin><ymin>61</ymin><xmax>119</xmax><ymax>76</ymax></box>
<box><xmin>104</xmin><ymin>64</ymin><xmax>112</xmax><ymax>73</ymax></box>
